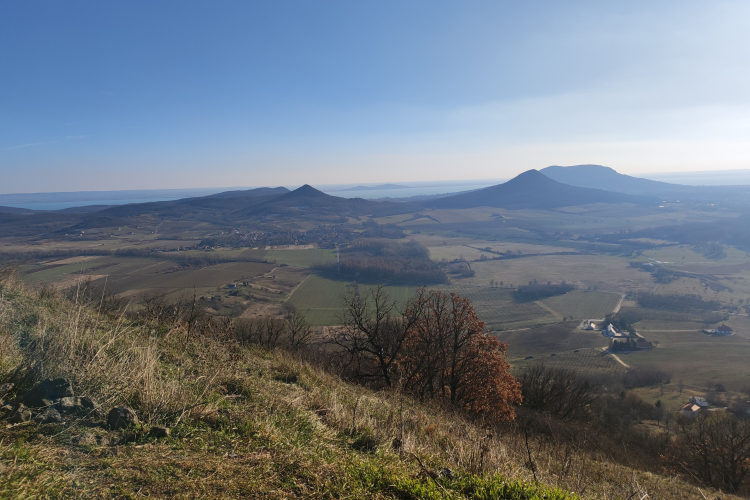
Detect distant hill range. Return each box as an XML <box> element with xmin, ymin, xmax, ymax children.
<box><xmin>0</xmin><ymin>206</ymin><xmax>37</xmax><ymax>215</ymax></box>
<box><xmin>335</xmin><ymin>183</ymin><xmax>409</xmax><ymax>192</ymax></box>
<box><xmin>98</xmin><ymin>187</ymin><xmax>291</xmax><ymax>219</ymax></box>
<box><xmin>541</xmin><ymin>164</ymin><xmax>750</xmax><ymax>201</ymax></box>
<box><xmin>422</xmin><ymin>169</ymin><xmax>654</xmax><ymax>210</ymax></box>
<box><xmin>3</xmin><ymin>167</ymin><xmax>750</xmax><ymax>238</ymax></box>
<box><xmin>541</xmin><ymin>165</ymin><xmax>674</xmax><ymax>196</ymax></box>
<box><xmin>79</xmin><ymin>185</ymin><xmax>412</xmax><ymax>228</ymax></box>
<box><xmin>231</xmin><ymin>184</ymin><xmax>412</xmax><ymax>218</ymax></box>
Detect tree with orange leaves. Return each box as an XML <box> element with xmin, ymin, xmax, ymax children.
<box><xmin>398</xmin><ymin>290</ymin><xmax>522</xmax><ymax>421</ymax></box>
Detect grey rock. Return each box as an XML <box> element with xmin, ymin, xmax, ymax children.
<box><xmin>7</xmin><ymin>404</ymin><xmax>32</xmax><ymax>423</ymax></box>
<box><xmin>437</xmin><ymin>467</ymin><xmax>455</xmax><ymax>480</ymax></box>
<box><xmin>148</xmin><ymin>426</ymin><xmax>170</xmax><ymax>438</ymax></box>
<box><xmin>58</xmin><ymin>396</ymin><xmax>102</xmax><ymax>417</ymax></box>
<box><xmin>80</xmin><ymin>396</ymin><xmax>101</xmax><ymax>417</ymax></box>
<box><xmin>58</xmin><ymin>396</ymin><xmax>81</xmax><ymax>414</ymax></box>
<box><xmin>33</xmin><ymin>407</ymin><xmax>63</xmax><ymax>424</ymax></box>
<box><xmin>71</xmin><ymin>432</ymin><xmax>97</xmax><ymax>446</ymax></box>
<box><xmin>107</xmin><ymin>406</ymin><xmax>139</xmax><ymax>430</ymax></box>
<box><xmin>23</xmin><ymin>378</ymin><xmax>73</xmax><ymax>408</ymax></box>
<box><xmin>0</xmin><ymin>383</ymin><xmax>14</xmax><ymax>397</ymax></box>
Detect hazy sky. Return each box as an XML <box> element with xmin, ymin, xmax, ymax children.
<box><xmin>2</xmin><ymin>1</ymin><xmax>750</xmax><ymax>193</ymax></box>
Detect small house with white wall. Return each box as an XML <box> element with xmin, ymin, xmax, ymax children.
<box><xmin>604</xmin><ymin>324</ymin><xmax>626</xmax><ymax>338</ymax></box>
<box><xmin>682</xmin><ymin>403</ymin><xmax>703</xmax><ymax>418</ymax></box>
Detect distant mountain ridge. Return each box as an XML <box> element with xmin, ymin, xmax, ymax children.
<box><xmin>423</xmin><ymin>170</ymin><xmax>654</xmax><ymax>210</ymax></box>
<box><xmin>99</xmin><ymin>187</ymin><xmax>290</xmax><ymax>218</ymax></box>
<box><xmin>541</xmin><ymin>165</ymin><xmax>675</xmax><ymax>195</ymax></box>
<box><xmin>541</xmin><ymin>164</ymin><xmax>750</xmax><ymax>201</ymax></box>
<box><xmin>236</xmin><ymin>184</ymin><xmax>413</xmax><ymax>217</ymax></box>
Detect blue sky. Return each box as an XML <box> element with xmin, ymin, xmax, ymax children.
<box><xmin>2</xmin><ymin>1</ymin><xmax>750</xmax><ymax>193</ymax></box>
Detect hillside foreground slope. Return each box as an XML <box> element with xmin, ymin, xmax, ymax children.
<box><xmin>0</xmin><ymin>271</ymin><xmax>734</xmax><ymax>499</ymax></box>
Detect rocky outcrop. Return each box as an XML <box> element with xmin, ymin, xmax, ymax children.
<box><xmin>0</xmin><ymin>378</ymin><xmax>101</xmax><ymax>427</ymax></box>
<box><xmin>107</xmin><ymin>406</ymin><xmax>139</xmax><ymax>430</ymax></box>
<box><xmin>58</xmin><ymin>396</ymin><xmax>101</xmax><ymax>417</ymax></box>
<box><xmin>33</xmin><ymin>407</ymin><xmax>63</xmax><ymax>424</ymax></box>
<box><xmin>22</xmin><ymin>378</ymin><xmax>74</xmax><ymax>408</ymax></box>
<box><xmin>3</xmin><ymin>403</ymin><xmax>32</xmax><ymax>423</ymax></box>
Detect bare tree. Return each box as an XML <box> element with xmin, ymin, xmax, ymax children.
<box><xmin>334</xmin><ymin>285</ymin><xmax>423</xmax><ymax>388</ymax></box>
<box><xmin>671</xmin><ymin>413</ymin><xmax>750</xmax><ymax>493</ymax></box>
<box><xmin>517</xmin><ymin>364</ymin><xmax>597</xmax><ymax>421</ymax></box>
<box><xmin>285</xmin><ymin>311</ymin><xmax>314</xmax><ymax>351</ymax></box>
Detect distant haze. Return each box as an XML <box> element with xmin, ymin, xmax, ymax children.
<box><xmin>5</xmin><ymin>166</ymin><xmax>750</xmax><ymax>211</ymax></box>
<box><xmin>2</xmin><ymin>1</ymin><xmax>750</xmax><ymax>192</ymax></box>
<box><xmin>0</xmin><ymin>180</ymin><xmax>501</xmax><ymax>210</ymax></box>
<box><xmin>640</xmin><ymin>169</ymin><xmax>750</xmax><ymax>186</ymax></box>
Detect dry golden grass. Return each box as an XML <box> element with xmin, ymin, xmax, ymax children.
<box><xmin>0</xmin><ymin>271</ymin><xmax>740</xmax><ymax>499</ymax></box>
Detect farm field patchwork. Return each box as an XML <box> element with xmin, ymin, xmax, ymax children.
<box><xmin>540</xmin><ymin>290</ymin><xmax>622</xmax><ymax>320</ymax></box>
<box><xmin>463</xmin><ymin>254</ymin><xmax>655</xmax><ymax>293</ymax></box>
<box><xmin>424</xmin><ymin>241</ymin><xmax>572</xmax><ymax>263</ymax></box>
<box><xmin>498</xmin><ymin>322</ymin><xmax>611</xmax><ymax>360</ymax></box>
<box><xmin>108</xmin><ymin>261</ymin><xmax>276</xmax><ymax>291</ymax></box>
<box><xmin>641</xmin><ymin>244</ymin><xmax>750</xmax><ymax>266</ymax></box>
<box><xmin>265</xmin><ymin>248</ymin><xmax>336</xmax><ymax>267</ymax></box>
<box><xmin>286</xmin><ymin>273</ymin><xmax>416</xmax><ymax>326</ymax></box>
<box><xmin>634</xmin><ymin>319</ymin><xmax>706</xmax><ymax>332</ymax></box>
<box><xmin>651</xmin><ymin>275</ymin><xmax>750</xmax><ymax>306</ymax></box>
<box><xmin>23</xmin><ymin>259</ymin><xmax>115</xmax><ymax>283</ymax></box>
<box><xmin>621</xmin><ymin>330</ymin><xmax>750</xmax><ymax>389</ymax></box>
<box><xmin>21</xmin><ymin>255</ymin><xmax>277</xmax><ymax>296</ymax></box>
<box><xmin>437</xmin><ymin>285</ymin><xmax>557</xmax><ymax>330</ymax></box>
<box><xmin>509</xmin><ymin>346</ymin><xmax>626</xmax><ymax>378</ymax></box>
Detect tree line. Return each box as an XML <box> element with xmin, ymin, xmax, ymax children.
<box><xmin>637</xmin><ymin>293</ymin><xmax>720</xmax><ymax>313</ymax></box>
<box><xmin>513</xmin><ymin>281</ymin><xmax>575</xmax><ymax>302</ymax></box>
<box><xmin>315</xmin><ymin>239</ymin><xmax>449</xmax><ymax>284</ymax></box>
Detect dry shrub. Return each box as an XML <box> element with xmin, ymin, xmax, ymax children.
<box><xmin>0</xmin><ymin>273</ymin><xmax>228</xmax><ymax>425</ymax></box>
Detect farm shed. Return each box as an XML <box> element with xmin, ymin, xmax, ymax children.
<box><xmin>689</xmin><ymin>396</ymin><xmax>708</xmax><ymax>408</ymax></box>
<box><xmin>715</xmin><ymin>324</ymin><xmax>734</xmax><ymax>335</ymax></box>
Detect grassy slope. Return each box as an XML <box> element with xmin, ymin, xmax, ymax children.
<box><xmin>0</xmin><ymin>274</ymin><xmax>733</xmax><ymax>499</ymax></box>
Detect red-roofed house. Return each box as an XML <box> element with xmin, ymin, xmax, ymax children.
<box><xmin>682</xmin><ymin>403</ymin><xmax>704</xmax><ymax>418</ymax></box>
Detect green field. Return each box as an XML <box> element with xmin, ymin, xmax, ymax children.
<box><xmin>463</xmin><ymin>254</ymin><xmax>654</xmax><ymax>295</ymax></box>
<box><xmin>622</xmin><ymin>330</ymin><xmax>750</xmax><ymax>390</ymax></box>
<box><xmin>509</xmin><ymin>347</ymin><xmax>626</xmax><ymax>378</ymax></box>
<box><xmin>97</xmin><ymin>260</ymin><xmax>276</xmax><ymax>293</ymax></box>
<box><xmin>265</xmin><ymin>248</ymin><xmax>336</xmax><ymax>267</ymax></box>
<box><xmin>540</xmin><ymin>290</ymin><xmax>622</xmax><ymax>319</ymax></box>
<box><xmin>287</xmin><ymin>274</ymin><xmax>416</xmax><ymax>326</ymax></box>
<box><xmin>438</xmin><ymin>285</ymin><xmax>557</xmax><ymax>330</ymax></box>
<box><xmin>23</xmin><ymin>258</ymin><xmax>116</xmax><ymax>283</ymax></box>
